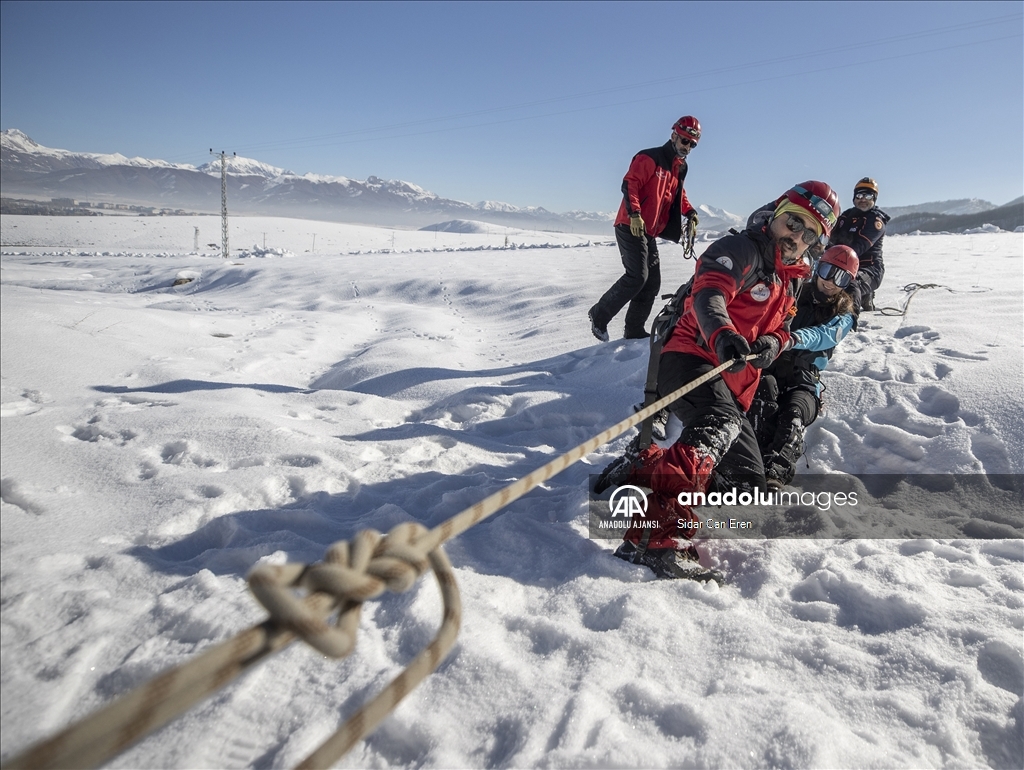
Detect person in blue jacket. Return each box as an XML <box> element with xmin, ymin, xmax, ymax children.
<box><xmin>748</xmin><ymin>245</ymin><xmax>860</xmax><ymax>488</ymax></box>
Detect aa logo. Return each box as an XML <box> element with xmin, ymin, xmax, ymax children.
<box><xmin>608</xmin><ymin>485</ymin><xmax>648</xmax><ymax>518</ymax></box>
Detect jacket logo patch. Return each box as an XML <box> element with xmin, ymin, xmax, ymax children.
<box><xmin>875</xmin><ymin>220</ymin><xmax>883</xmax><ymax>229</ymax></box>
<box><xmin>750</xmin><ymin>283</ymin><xmax>771</xmax><ymax>302</ymax></box>
<box><xmin>715</xmin><ymin>256</ymin><xmax>734</xmax><ymax>270</ymax></box>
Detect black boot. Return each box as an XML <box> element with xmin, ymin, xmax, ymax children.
<box><xmin>764</xmin><ymin>414</ymin><xmax>805</xmax><ymax>489</ymax></box>
<box><xmin>594</xmin><ymin>433</ymin><xmax>644</xmax><ymax>493</ymax></box>
<box><xmin>588</xmin><ymin>307</ymin><xmax>609</xmax><ymax>342</ymax></box>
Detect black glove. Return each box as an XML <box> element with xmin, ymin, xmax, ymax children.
<box><xmin>749</xmin><ymin>335</ymin><xmax>780</xmax><ymax>369</ymax></box>
<box><xmin>714</xmin><ymin>329</ymin><xmax>750</xmax><ymax>373</ymax></box>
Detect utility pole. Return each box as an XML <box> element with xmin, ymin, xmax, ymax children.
<box><xmin>193</xmin><ymin>226</ymin><xmax>199</xmax><ymax>253</ymax></box>
<box><xmin>210</xmin><ymin>149</ymin><xmax>233</xmax><ymax>258</ymax></box>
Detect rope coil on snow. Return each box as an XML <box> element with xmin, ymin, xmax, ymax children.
<box><xmin>874</xmin><ymin>282</ymin><xmax>988</xmax><ymax>317</ymax></box>
<box><xmin>5</xmin><ymin>356</ymin><xmax>745</xmax><ymax>770</ymax></box>
<box><xmin>875</xmin><ymin>282</ymin><xmax>947</xmax><ymax>316</ymax></box>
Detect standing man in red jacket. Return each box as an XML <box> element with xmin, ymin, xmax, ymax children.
<box><xmin>610</xmin><ymin>181</ymin><xmax>841</xmax><ymax>581</ymax></box>
<box><xmin>589</xmin><ymin>117</ymin><xmax>701</xmax><ymax>342</ymax></box>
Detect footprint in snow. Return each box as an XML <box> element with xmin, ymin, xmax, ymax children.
<box><xmin>789</xmin><ymin>569</ymin><xmax>927</xmax><ymax>633</ymax></box>
<box><xmin>893</xmin><ymin>324</ymin><xmax>939</xmax><ymax>340</ymax></box>
<box><xmin>160</xmin><ymin>440</ymin><xmax>218</xmax><ymax>468</ymax></box>
<box><xmin>0</xmin><ymin>477</ymin><xmax>45</xmax><ymax>514</ymax></box>
<box><xmin>68</xmin><ymin>415</ymin><xmax>138</xmax><ymax>445</ymax></box>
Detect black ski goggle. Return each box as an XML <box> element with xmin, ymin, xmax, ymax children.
<box><xmin>815</xmin><ymin>260</ymin><xmax>854</xmax><ymax>289</ymax></box>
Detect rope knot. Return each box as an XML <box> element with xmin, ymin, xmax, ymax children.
<box><xmin>247</xmin><ymin>522</ymin><xmax>433</xmax><ymax>658</ymax></box>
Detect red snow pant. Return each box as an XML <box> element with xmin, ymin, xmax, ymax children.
<box><xmin>623</xmin><ymin>443</ymin><xmax>714</xmax><ymax>549</ymax></box>
<box><xmin>623</xmin><ymin>353</ymin><xmax>767</xmax><ymax>550</ymax></box>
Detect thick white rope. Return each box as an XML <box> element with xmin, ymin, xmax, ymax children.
<box><xmin>5</xmin><ymin>356</ymin><xmax>744</xmax><ymax>770</ymax></box>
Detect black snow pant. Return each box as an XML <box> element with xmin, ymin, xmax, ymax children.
<box><xmin>658</xmin><ymin>352</ymin><xmax>766</xmax><ymax>493</ymax></box>
<box><xmin>748</xmin><ymin>374</ymin><xmax>818</xmax><ymax>487</ymax></box>
<box><xmin>590</xmin><ymin>224</ymin><xmax>661</xmax><ymax>337</ymax></box>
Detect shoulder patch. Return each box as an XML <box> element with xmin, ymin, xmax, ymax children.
<box><xmin>716</xmin><ymin>256</ymin><xmax>734</xmax><ymax>270</ymax></box>
<box><xmin>875</xmin><ymin>219</ymin><xmax>883</xmax><ymax>230</ymax></box>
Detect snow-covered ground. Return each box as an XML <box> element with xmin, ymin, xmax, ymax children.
<box><xmin>1</xmin><ymin>214</ymin><xmax>1022</xmax><ymax>769</ymax></box>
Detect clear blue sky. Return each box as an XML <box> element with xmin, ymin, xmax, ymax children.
<box><xmin>2</xmin><ymin>1</ymin><xmax>1021</xmax><ymax>216</ymax></box>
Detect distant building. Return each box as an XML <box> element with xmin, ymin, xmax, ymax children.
<box><xmin>51</xmin><ymin>197</ymin><xmax>76</xmax><ymax>207</ymax></box>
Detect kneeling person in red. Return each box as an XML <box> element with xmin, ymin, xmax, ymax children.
<box><xmin>614</xmin><ymin>182</ymin><xmax>840</xmax><ymax>581</ymax></box>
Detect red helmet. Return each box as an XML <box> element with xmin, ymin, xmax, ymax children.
<box><xmin>820</xmin><ymin>245</ymin><xmax>859</xmax><ymax>278</ymax></box>
<box><xmin>672</xmin><ymin>116</ymin><xmax>701</xmax><ymax>144</ymax></box>
<box><xmin>778</xmin><ymin>181</ymin><xmax>840</xmax><ymax>237</ymax></box>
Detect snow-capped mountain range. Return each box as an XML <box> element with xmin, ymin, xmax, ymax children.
<box><xmin>10</xmin><ymin>129</ymin><xmax>1008</xmax><ymax>235</ymax></box>
<box><xmin>1</xmin><ymin>130</ymin><xmax>622</xmax><ymax>233</ymax></box>
<box><xmin>1</xmin><ymin>128</ymin><xmax>197</xmax><ymax>174</ymax></box>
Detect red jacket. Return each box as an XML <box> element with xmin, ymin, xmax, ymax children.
<box><xmin>663</xmin><ymin>228</ymin><xmax>809</xmax><ymax>409</ymax></box>
<box><xmin>614</xmin><ymin>141</ymin><xmax>694</xmax><ymax>241</ymax></box>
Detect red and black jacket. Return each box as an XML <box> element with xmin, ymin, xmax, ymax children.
<box><xmin>663</xmin><ymin>227</ymin><xmax>809</xmax><ymax>409</ymax></box>
<box><xmin>614</xmin><ymin>141</ymin><xmax>694</xmax><ymax>242</ymax></box>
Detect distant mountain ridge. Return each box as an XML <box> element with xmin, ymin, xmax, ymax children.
<box><xmin>1</xmin><ymin>128</ymin><xmax>196</xmax><ymax>174</ymax></box>
<box><xmin>886</xmin><ymin>197</ymin><xmax>1023</xmax><ymax>235</ymax></box>
<box><xmin>1</xmin><ymin>129</ymin><xmax>619</xmax><ymax>233</ymax></box>
<box><xmin>6</xmin><ymin>130</ymin><xmax>1015</xmax><ymax>235</ymax></box>
<box><xmin>882</xmin><ymin>198</ymin><xmax>998</xmax><ymax>220</ymax></box>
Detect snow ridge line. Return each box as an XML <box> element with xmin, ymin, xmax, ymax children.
<box><xmin>5</xmin><ymin>357</ymin><xmax>744</xmax><ymax>770</ymax></box>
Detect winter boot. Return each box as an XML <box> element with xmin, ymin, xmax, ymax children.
<box><xmin>623</xmin><ymin>327</ymin><xmax>650</xmax><ymax>340</ymax></box>
<box><xmin>595</xmin><ymin>434</ymin><xmax>648</xmax><ymax>493</ymax></box>
<box><xmin>588</xmin><ymin>308</ymin><xmax>609</xmax><ymax>342</ymax></box>
<box><xmin>763</xmin><ymin>451</ymin><xmax>795</xmax><ymax>490</ymax></box>
<box><xmin>764</xmin><ymin>414</ymin><xmax>806</xmax><ymax>489</ymax></box>
<box><xmin>613</xmin><ymin>540</ymin><xmax>723</xmax><ymax>584</ymax></box>
<box><xmin>633</xmin><ymin>402</ymin><xmax>669</xmax><ymax>442</ymax></box>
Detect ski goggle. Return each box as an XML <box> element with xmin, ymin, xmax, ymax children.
<box><xmin>785</xmin><ymin>213</ymin><xmax>825</xmax><ymax>247</ymax></box>
<box><xmin>672</xmin><ymin>132</ymin><xmax>696</xmax><ymax>148</ymax></box>
<box><xmin>815</xmin><ymin>260</ymin><xmax>854</xmax><ymax>288</ymax></box>
<box><xmin>854</xmin><ymin>191</ymin><xmax>876</xmax><ymax>201</ymax></box>
<box><xmin>792</xmin><ymin>185</ymin><xmax>838</xmax><ymax>232</ymax></box>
